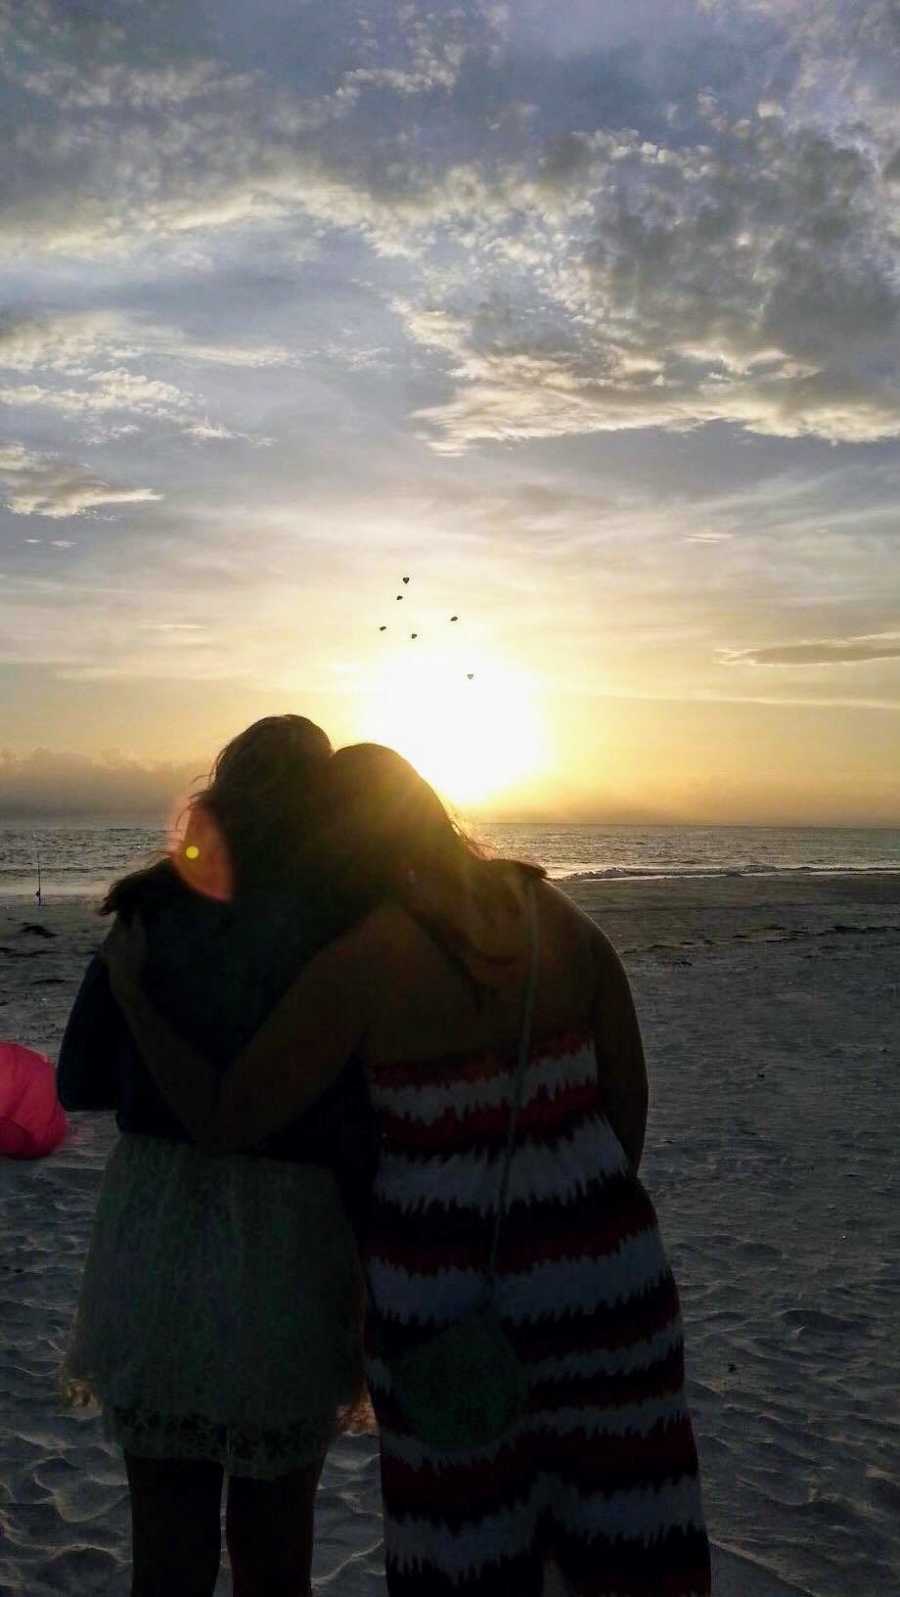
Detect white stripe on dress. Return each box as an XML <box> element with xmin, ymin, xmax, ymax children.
<box><xmin>522</xmin><ymin>1392</ymin><xmax>692</xmax><ymax>1441</ymax></box>
<box><xmin>384</xmin><ymin>1481</ymin><xmax>544</xmax><ymax>1576</ymax></box>
<box><xmin>384</xmin><ymin>1472</ymin><xmax>705</xmax><ymax>1574</ymax></box>
<box><xmin>367</xmin><ymin>1227</ymin><xmax>670</xmax><ymax>1327</ymax></box>
<box><xmin>374</xmin><ymin>1115</ymin><xmax>631</xmax><ymax>1217</ymax></box>
<box><xmin>375</xmin><ymin>1042</ymin><xmax>599</xmax><ymax>1126</ymax></box>
<box><xmin>525</xmin><ymin>1322</ymin><xmax>684</xmax><ymax>1381</ymax></box>
<box><xmin>549</xmin><ymin>1473</ymin><xmax>708</xmax><ymax>1539</ymax></box>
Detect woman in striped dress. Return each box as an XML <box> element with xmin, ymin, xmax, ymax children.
<box><xmin>105</xmin><ymin>743</ymin><xmax>712</xmax><ymax>1597</ymax></box>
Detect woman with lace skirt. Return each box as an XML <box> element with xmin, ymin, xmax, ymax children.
<box><xmin>58</xmin><ymin>717</ymin><xmax>377</xmax><ymax>1597</ymax></box>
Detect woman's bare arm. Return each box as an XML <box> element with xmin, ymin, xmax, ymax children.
<box><xmin>105</xmin><ymin>906</ymin><xmax>383</xmax><ymax>1152</ymax></box>
<box><xmin>590</xmin><ymin>928</ymin><xmax>649</xmax><ymax>1173</ymax></box>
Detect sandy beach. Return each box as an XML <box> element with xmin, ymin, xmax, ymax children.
<box><xmin>1</xmin><ymin>873</ymin><xmax>898</xmax><ymax>1596</ymax></box>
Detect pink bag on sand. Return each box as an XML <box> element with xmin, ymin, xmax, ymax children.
<box><xmin>0</xmin><ymin>1042</ymin><xmax>67</xmax><ymax>1159</ymax></box>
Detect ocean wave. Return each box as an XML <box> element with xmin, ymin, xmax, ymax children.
<box><xmin>556</xmin><ymin>863</ymin><xmax>900</xmax><ymax>882</ymax></box>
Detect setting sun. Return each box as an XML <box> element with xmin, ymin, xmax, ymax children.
<box><xmin>360</xmin><ymin>649</ymin><xmax>547</xmax><ymax>810</ymax></box>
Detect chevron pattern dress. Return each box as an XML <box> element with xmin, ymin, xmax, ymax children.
<box><xmin>363</xmin><ymin>1024</ymin><xmax>712</xmax><ymax>1596</ymax></box>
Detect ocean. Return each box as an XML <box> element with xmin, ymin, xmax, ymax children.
<box><xmin>0</xmin><ymin>818</ymin><xmax>897</xmax><ymax>898</ymax></box>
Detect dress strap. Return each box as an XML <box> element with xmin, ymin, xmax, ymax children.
<box><xmin>484</xmin><ymin>878</ymin><xmax>539</xmax><ymax>1291</ymax></box>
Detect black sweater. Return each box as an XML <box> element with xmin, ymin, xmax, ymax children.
<box><xmin>57</xmin><ymin>862</ymin><xmax>379</xmax><ymax>1236</ymax></box>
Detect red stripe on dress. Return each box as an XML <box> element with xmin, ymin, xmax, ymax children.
<box><xmin>373</xmin><ymin>1026</ymin><xmax>592</xmax><ymax>1090</ymax></box>
<box><xmin>378</xmin><ymin>1077</ymin><xmax>601</xmax><ymax>1152</ymax></box>
<box><xmin>376</xmin><ymin>1411</ymin><xmax>701</xmax><ymax>1513</ymax></box>
<box><xmin>366</xmin><ymin>1166</ymin><xmax>642</xmax><ymax>1246</ymax></box>
<box><xmin>527</xmin><ymin>1341</ymin><xmax>686</xmax><ymax>1412</ymax></box>
<box><xmin>369</xmin><ymin>1189</ymin><xmax>659</xmax><ymax>1278</ymax></box>
<box><xmin>498</xmin><ymin>1187</ymin><xmax>658</xmax><ymax>1270</ymax></box>
<box><xmin>377</xmin><ymin>1422</ymin><xmax>563</xmax><ymax>1514</ymax></box>
<box><xmin>530</xmin><ymin>1410</ymin><xmax>700</xmax><ymax>1485</ymax></box>
<box><xmin>509</xmin><ymin>1272</ymin><xmax>684</xmax><ymax>1358</ymax></box>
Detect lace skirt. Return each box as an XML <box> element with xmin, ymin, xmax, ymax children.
<box><xmin>61</xmin><ymin>1133</ymin><xmax>369</xmax><ymax>1477</ymax></box>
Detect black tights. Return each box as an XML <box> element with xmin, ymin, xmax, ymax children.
<box><xmin>125</xmin><ymin>1451</ymin><xmax>325</xmax><ymax>1596</ymax></box>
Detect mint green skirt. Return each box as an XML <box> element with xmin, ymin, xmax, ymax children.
<box><xmin>62</xmin><ymin>1134</ymin><xmax>368</xmax><ymax>1477</ymax></box>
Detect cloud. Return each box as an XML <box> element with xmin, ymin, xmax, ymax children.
<box><xmin>0</xmin><ymin>311</ymin><xmax>131</xmax><ymax>373</ymax></box>
<box><xmin>182</xmin><ymin>421</ymin><xmax>238</xmax><ymax>441</ymax></box>
<box><xmin>405</xmin><ymin>112</ymin><xmax>900</xmax><ymax>449</ymax></box>
<box><xmin>3</xmin><ymin>19</ymin><xmax>441</xmax><ymax>272</ymax></box>
<box><xmin>0</xmin><ymin>310</ymin><xmax>294</xmax><ymax>373</ymax></box>
<box><xmin>19</xmin><ymin>537</ymin><xmax>75</xmax><ymax>548</ymax></box>
<box><xmin>0</xmin><ymin>747</ymin><xmax>204</xmax><ymax>816</ymax></box>
<box><xmin>343</xmin><ymin>29</ymin><xmax>465</xmax><ymax>97</ymax></box>
<box><xmin>18</xmin><ymin>58</ymin><xmax>258</xmax><ymax>112</ymax></box>
<box><xmin>722</xmin><ymin>633</ymin><xmax>900</xmax><ymax>666</ymax></box>
<box><xmin>0</xmin><ymin>314</ymin><xmax>284</xmax><ymax>444</ymax></box>
<box><xmin>165</xmin><ymin>338</ymin><xmax>292</xmax><ymax>369</ymax></box>
<box><xmin>411</xmin><ymin>345</ymin><xmax>900</xmax><ymax>453</ymax></box>
<box><xmin>182</xmin><ymin>420</ymin><xmax>273</xmax><ymax>445</ymax></box>
<box><xmin>0</xmin><ymin>10</ymin><xmax>644</xmax><ymax>265</ymax></box>
<box><xmin>340</xmin><ymin>0</ymin><xmax>472</xmax><ymax>99</ymax></box>
<box><xmin>0</xmin><ymin>442</ymin><xmax>162</xmax><ymax>519</ymax></box>
<box><xmin>0</xmin><ymin>369</ymin><xmax>191</xmax><ymax>420</ymax></box>
<box><xmin>2</xmin><ymin>0</ymin><xmax>899</xmax><ymax>456</ymax></box>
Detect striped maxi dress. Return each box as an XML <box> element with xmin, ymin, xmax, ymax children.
<box><xmin>362</xmin><ymin>1023</ymin><xmax>712</xmax><ymax>1597</ymax></box>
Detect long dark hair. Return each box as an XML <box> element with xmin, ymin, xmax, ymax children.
<box><xmin>102</xmin><ymin>714</ymin><xmax>332</xmax><ymax>915</ymax></box>
<box><xmin>316</xmin><ymin>743</ymin><xmax>546</xmax><ymax>995</ymax></box>
<box><xmin>103</xmin><ymin>728</ymin><xmax>544</xmax><ymax>997</ymax></box>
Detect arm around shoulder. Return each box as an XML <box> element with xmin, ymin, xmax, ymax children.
<box><xmin>590</xmin><ymin>927</ymin><xmax>649</xmax><ymax>1173</ymax></box>
<box><xmin>206</xmin><ymin>902</ymin><xmax>390</xmax><ymax>1151</ymax></box>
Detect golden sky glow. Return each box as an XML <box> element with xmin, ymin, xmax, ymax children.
<box><xmin>360</xmin><ymin>649</ymin><xmax>548</xmax><ymax>810</ymax></box>
<box><xmin>1</xmin><ymin>2</ymin><xmax>899</xmax><ymax>825</ymax></box>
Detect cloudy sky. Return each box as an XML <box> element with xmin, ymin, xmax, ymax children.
<box><xmin>2</xmin><ymin>0</ymin><xmax>899</xmax><ymax>822</ymax></box>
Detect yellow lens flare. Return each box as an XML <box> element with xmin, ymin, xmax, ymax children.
<box><xmin>363</xmin><ymin>650</ymin><xmax>546</xmax><ymax>812</ymax></box>
<box><xmin>167</xmin><ymin>803</ymin><xmax>234</xmax><ymax>901</ymax></box>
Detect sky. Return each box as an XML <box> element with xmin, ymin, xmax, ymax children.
<box><xmin>1</xmin><ymin>0</ymin><xmax>899</xmax><ymax>824</ymax></box>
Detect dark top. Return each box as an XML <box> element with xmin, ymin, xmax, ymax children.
<box><xmin>57</xmin><ymin>860</ymin><xmax>379</xmax><ymax>1238</ymax></box>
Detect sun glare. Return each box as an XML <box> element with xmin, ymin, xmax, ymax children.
<box><xmin>361</xmin><ymin>649</ymin><xmax>546</xmax><ymax>812</ymax></box>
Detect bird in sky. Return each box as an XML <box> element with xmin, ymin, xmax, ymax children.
<box><xmin>376</xmin><ymin>577</ymin><xmax>473</xmax><ymax>678</ymax></box>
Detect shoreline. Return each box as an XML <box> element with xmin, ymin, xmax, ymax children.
<box><xmin>2</xmin><ymin>862</ymin><xmax>899</xmax><ymax>899</ymax></box>
<box><xmin>3</xmin><ymin>864</ymin><xmax>899</xmax><ymax>902</ymax></box>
